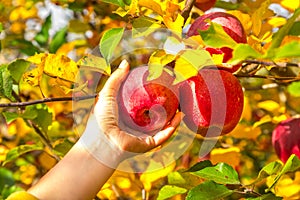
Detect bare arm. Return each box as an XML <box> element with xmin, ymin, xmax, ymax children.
<box><xmin>27</xmin><ymin>60</ymin><xmax>182</xmax><ymax>200</ymax></box>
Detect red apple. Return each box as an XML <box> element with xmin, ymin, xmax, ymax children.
<box><xmin>179</xmin><ymin>68</ymin><xmax>244</xmax><ymax>136</ymax></box>
<box><xmin>187</xmin><ymin>12</ymin><xmax>247</xmax><ymax>73</ymax></box>
<box><xmin>187</xmin><ymin>12</ymin><xmax>247</xmax><ymax>43</ymax></box>
<box><xmin>194</xmin><ymin>0</ymin><xmax>216</xmax><ymax>11</ymax></box>
<box><xmin>272</xmin><ymin>117</ymin><xmax>300</xmax><ymax>163</ymax></box>
<box><xmin>118</xmin><ymin>66</ymin><xmax>179</xmax><ymax>134</ymax></box>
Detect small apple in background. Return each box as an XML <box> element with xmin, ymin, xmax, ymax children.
<box><xmin>179</xmin><ymin>68</ymin><xmax>244</xmax><ymax>136</ymax></box>
<box><xmin>187</xmin><ymin>12</ymin><xmax>247</xmax><ymax>73</ymax></box>
<box><xmin>272</xmin><ymin>117</ymin><xmax>300</xmax><ymax>163</ymax></box>
<box><xmin>118</xmin><ymin>66</ymin><xmax>179</xmax><ymax>135</ymax></box>
<box><xmin>194</xmin><ymin>0</ymin><xmax>216</xmax><ymax>11</ymax></box>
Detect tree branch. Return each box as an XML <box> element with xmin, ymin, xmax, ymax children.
<box><xmin>0</xmin><ymin>94</ymin><xmax>97</xmax><ymax>108</ymax></box>
<box><xmin>244</xmin><ymin>60</ymin><xmax>300</xmax><ymax>68</ymax></box>
<box><xmin>181</xmin><ymin>0</ymin><xmax>196</xmax><ymax>24</ymax></box>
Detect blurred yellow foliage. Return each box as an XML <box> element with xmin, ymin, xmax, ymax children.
<box><xmin>19</xmin><ymin>164</ymin><xmax>37</xmax><ymax>185</ymax></box>
<box><xmin>210</xmin><ymin>147</ymin><xmax>241</xmax><ymax>168</ymax></box>
<box><xmin>267</xmin><ymin>171</ymin><xmax>300</xmax><ymax>199</ymax></box>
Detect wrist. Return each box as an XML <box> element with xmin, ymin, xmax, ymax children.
<box><xmin>78</xmin><ymin>114</ymin><xmax>123</xmax><ymax>169</ymax></box>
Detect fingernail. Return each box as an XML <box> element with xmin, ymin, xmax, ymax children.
<box><xmin>119</xmin><ymin>59</ymin><xmax>129</xmax><ymax>69</ymax></box>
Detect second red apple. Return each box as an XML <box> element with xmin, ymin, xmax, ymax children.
<box><xmin>179</xmin><ymin>68</ymin><xmax>244</xmax><ymax>136</ymax></box>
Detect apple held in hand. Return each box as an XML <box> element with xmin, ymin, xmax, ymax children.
<box><xmin>187</xmin><ymin>12</ymin><xmax>247</xmax><ymax>73</ymax></box>
<box><xmin>272</xmin><ymin>117</ymin><xmax>300</xmax><ymax>163</ymax></box>
<box><xmin>194</xmin><ymin>0</ymin><xmax>216</xmax><ymax>11</ymax></box>
<box><xmin>118</xmin><ymin>66</ymin><xmax>179</xmax><ymax>134</ymax></box>
<box><xmin>179</xmin><ymin>68</ymin><xmax>244</xmax><ymax>136</ymax></box>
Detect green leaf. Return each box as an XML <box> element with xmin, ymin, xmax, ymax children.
<box><xmin>35</xmin><ymin>15</ymin><xmax>52</xmax><ymax>45</ymax></box>
<box><xmin>167</xmin><ymin>171</ymin><xmax>186</xmax><ymax>185</ymax></box>
<box><xmin>49</xmin><ymin>27</ymin><xmax>67</xmax><ymax>53</ymax></box>
<box><xmin>30</xmin><ymin>104</ymin><xmax>53</xmax><ymax>133</ymax></box>
<box><xmin>2</xmin><ymin>145</ymin><xmax>43</xmax><ymax>166</ymax></box>
<box><xmin>99</xmin><ymin>27</ymin><xmax>124</xmax><ymax>63</ymax></box>
<box><xmin>266</xmin><ymin>154</ymin><xmax>300</xmax><ymax>192</ymax></box>
<box><xmin>53</xmin><ymin>139</ymin><xmax>74</xmax><ymax>157</ymax></box>
<box><xmin>246</xmin><ymin>193</ymin><xmax>282</xmax><ymax>200</ymax></box>
<box><xmin>132</xmin><ymin>16</ymin><xmax>161</xmax><ymax>38</ymax></box>
<box><xmin>77</xmin><ymin>54</ymin><xmax>111</xmax><ymax>75</ymax></box>
<box><xmin>0</xmin><ymin>168</ymin><xmax>15</xmax><ymax>192</ymax></box>
<box><xmin>268</xmin><ymin>8</ymin><xmax>300</xmax><ymax>51</ymax></box>
<box><xmin>102</xmin><ymin>0</ymin><xmax>128</xmax><ymax>7</ymax></box>
<box><xmin>199</xmin><ymin>22</ymin><xmax>237</xmax><ymax>48</ymax></box>
<box><xmin>192</xmin><ymin>162</ymin><xmax>240</xmax><ymax>185</ymax></box>
<box><xmin>8</xmin><ymin>59</ymin><xmax>31</xmax><ymax>83</ymax></box>
<box><xmin>288</xmin><ymin>81</ymin><xmax>300</xmax><ymax>97</ymax></box>
<box><xmin>230</xmin><ymin>44</ymin><xmax>262</xmax><ymax>65</ymax></box>
<box><xmin>10</xmin><ymin>39</ymin><xmax>40</xmax><ymax>56</ymax></box>
<box><xmin>186</xmin><ymin>181</ymin><xmax>233</xmax><ymax>200</ymax></box>
<box><xmin>289</xmin><ymin>21</ymin><xmax>300</xmax><ymax>36</ymax></box>
<box><xmin>69</xmin><ymin>19</ymin><xmax>91</xmax><ymax>33</ymax></box>
<box><xmin>0</xmin><ymin>65</ymin><xmax>13</xmax><ymax>100</ymax></box>
<box><xmin>253</xmin><ymin>161</ymin><xmax>282</xmax><ymax>184</ymax></box>
<box><xmin>2</xmin><ymin>112</ymin><xmax>19</xmax><ymax>124</ymax></box>
<box><xmin>0</xmin><ymin>22</ymin><xmax>3</xmax><ymax>32</ymax></box>
<box><xmin>273</xmin><ymin>41</ymin><xmax>300</xmax><ymax>59</ymax></box>
<box><xmin>187</xmin><ymin>160</ymin><xmax>213</xmax><ymax>172</ymax></box>
<box><xmin>157</xmin><ymin>185</ymin><xmax>187</xmax><ymax>200</ymax></box>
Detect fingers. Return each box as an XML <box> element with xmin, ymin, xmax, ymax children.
<box><xmin>100</xmin><ymin>59</ymin><xmax>130</xmax><ymax>97</ymax></box>
<box><xmin>151</xmin><ymin>112</ymin><xmax>183</xmax><ymax>147</ymax></box>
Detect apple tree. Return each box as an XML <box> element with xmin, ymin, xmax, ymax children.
<box><xmin>0</xmin><ymin>0</ymin><xmax>300</xmax><ymax>199</ymax></box>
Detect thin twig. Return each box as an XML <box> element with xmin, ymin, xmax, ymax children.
<box><xmin>0</xmin><ymin>94</ymin><xmax>97</xmax><ymax>108</ymax></box>
<box><xmin>181</xmin><ymin>0</ymin><xmax>196</xmax><ymax>24</ymax></box>
<box><xmin>28</xmin><ymin>120</ymin><xmax>61</xmax><ymax>161</ymax></box>
<box><xmin>244</xmin><ymin>60</ymin><xmax>300</xmax><ymax>68</ymax></box>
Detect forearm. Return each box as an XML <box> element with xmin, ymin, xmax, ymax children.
<box><xmin>28</xmin><ymin>141</ymin><xmax>116</xmax><ymax>200</ymax></box>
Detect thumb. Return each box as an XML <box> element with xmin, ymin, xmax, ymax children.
<box><xmin>100</xmin><ymin>59</ymin><xmax>130</xmax><ymax>97</ymax></box>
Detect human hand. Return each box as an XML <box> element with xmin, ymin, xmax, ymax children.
<box><xmin>80</xmin><ymin>60</ymin><xmax>182</xmax><ymax>167</ymax></box>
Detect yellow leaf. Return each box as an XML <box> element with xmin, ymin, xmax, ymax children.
<box><xmin>43</xmin><ymin>54</ymin><xmax>79</xmax><ymax>82</ymax></box>
<box><xmin>174</xmin><ymin>49</ymin><xmax>214</xmax><ymax>83</ymax></box>
<box><xmin>241</xmin><ymin>96</ymin><xmax>252</xmax><ymax>121</ymax></box>
<box><xmin>257</xmin><ymin>100</ymin><xmax>280</xmax><ymax>113</ymax></box>
<box><xmin>114</xmin><ymin>0</ymin><xmax>139</xmax><ymax>17</ymax></box>
<box><xmin>138</xmin><ymin>0</ymin><xmax>163</xmax><ymax>16</ymax></box>
<box><xmin>162</xmin><ymin>1</ymin><xmax>184</xmax><ymax>33</ymax></box>
<box><xmin>253</xmin><ymin>115</ymin><xmax>272</xmax><ymax>127</ymax></box>
<box><xmin>229</xmin><ymin>124</ymin><xmax>261</xmax><ymax>139</ymax></box>
<box><xmin>268</xmin><ymin>17</ymin><xmax>287</xmax><ymax>27</ymax></box>
<box><xmin>27</xmin><ymin>53</ymin><xmax>47</xmax><ymax>65</ymax></box>
<box><xmin>277</xmin><ymin>0</ymin><xmax>300</xmax><ymax>11</ymax></box>
<box><xmin>38</xmin><ymin>152</ymin><xmax>57</xmax><ymax>170</ymax></box>
<box><xmin>251</xmin><ymin>0</ymin><xmax>271</xmax><ymax>36</ymax></box>
<box><xmin>0</xmin><ymin>145</ymin><xmax>9</xmax><ymax>162</ymax></box>
<box><xmin>140</xmin><ymin>160</ymin><xmax>176</xmax><ymax>191</ymax></box>
<box><xmin>23</xmin><ymin>68</ymin><xmax>42</xmax><ymax>86</ymax></box>
<box><xmin>267</xmin><ymin>171</ymin><xmax>300</xmax><ymax>199</ymax></box>
<box><xmin>163</xmin><ymin>14</ymin><xmax>184</xmax><ymax>33</ymax></box>
<box><xmin>210</xmin><ymin>147</ymin><xmax>241</xmax><ymax>168</ymax></box>
<box><xmin>9</xmin><ymin>21</ymin><xmax>26</xmax><ymax>34</ymax></box>
<box><xmin>227</xmin><ymin>10</ymin><xmax>252</xmax><ymax>35</ymax></box>
<box><xmin>56</xmin><ymin>41</ymin><xmax>79</xmax><ymax>55</ymax></box>
<box><xmin>59</xmin><ymin>81</ymin><xmax>88</xmax><ymax>94</ymax></box>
